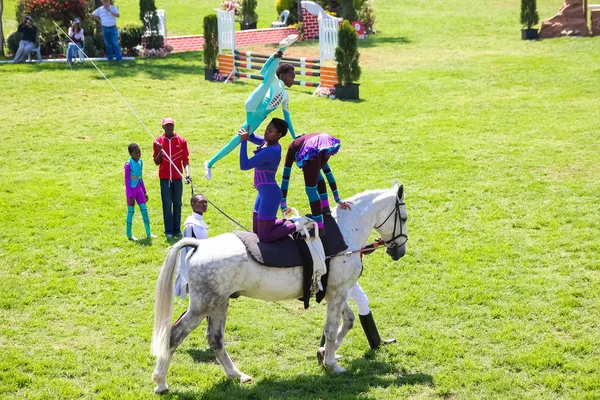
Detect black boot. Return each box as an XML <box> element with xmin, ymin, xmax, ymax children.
<box><xmin>359</xmin><ymin>312</ymin><xmax>396</xmax><ymax>350</ymax></box>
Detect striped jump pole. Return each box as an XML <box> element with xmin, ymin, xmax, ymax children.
<box><xmin>233</xmin><ymin>49</ymin><xmax>323</xmax><ymax>88</ymax></box>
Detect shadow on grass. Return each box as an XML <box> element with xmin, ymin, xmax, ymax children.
<box><xmin>164</xmin><ymin>357</ymin><xmax>433</xmax><ymax>399</ymax></box>
<box><xmin>359</xmin><ymin>35</ymin><xmax>412</xmax><ymax>48</ymax></box>
<box><xmin>186</xmin><ymin>348</ymin><xmax>217</xmax><ymax>364</ymax></box>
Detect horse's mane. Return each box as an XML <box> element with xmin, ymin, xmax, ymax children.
<box><xmin>344</xmin><ymin>188</ymin><xmax>389</xmax><ymax>205</ymax></box>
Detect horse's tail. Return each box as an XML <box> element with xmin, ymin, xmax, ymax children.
<box><xmin>151</xmin><ymin>238</ymin><xmax>199</xmax><ymax>359</ymax></box>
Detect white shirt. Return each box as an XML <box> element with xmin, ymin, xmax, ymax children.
<box><xmin>92</xmin><ymin>5</ymin><xmax>119</xmax><ymax>27</ymax></box>
<box><xmin>174</xmin><ymin>213</ymin><xmax>209</xmax><ymax>299</ymax></box>
<box><xmin>68</xmin><ymin>27</ymin><xmax>84</xmax><ymax>42</ymax></box>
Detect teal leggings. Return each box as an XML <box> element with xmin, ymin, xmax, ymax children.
<box><xmin>207</xmin><ymin>56</ymin><xmax>282</xmax><ymax>168</ymax></box>
<box><xmin>126</xmin><ymin>203</ymin><xmax>151</xmax><ymax>238</ymax></box>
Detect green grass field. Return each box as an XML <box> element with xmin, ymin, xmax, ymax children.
<box><xmin>2</xmin><ymin>0</ymin><xmax>600</xmax><ymax>398</ymax></box>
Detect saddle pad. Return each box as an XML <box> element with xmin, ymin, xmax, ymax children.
<box><xmin>233</xmin><ymin>214</ymin><xmax>348</xmax><ymax>268</ymax></box>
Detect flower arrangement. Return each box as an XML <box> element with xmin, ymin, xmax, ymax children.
<box><xmin>220</xmin><ymin>0</ymin><xmax>241</xmax><ymax>16</ymax></box>
<box><xmin>23</xmin><ymin>0</ymin><xmax>86</xmax><ymax>25</ymax></box>
<box><xmin>213</xmin><ymin>73</ymin><xmax>229</xmax><ymax>82</ymax></box>
<box><xmin>315</xmin><ymin>86</ymin><xmax>336</xmax><ymax>99</ymax></box>
<box><xmin>358</xmin><ymin>0</ymin><xmax>376</xmax><ymax>34</ymax></box>
<box><xmin>139</xmin><ymin>47</ymin><xmax>168</xmax><ymax>57</ymax></box>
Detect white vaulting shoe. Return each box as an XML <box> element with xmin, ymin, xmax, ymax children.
<box><xmin>278</xmin><ymin>34</ymin><xmax>299</xmax><ymax>52</ymax></box>
<box><xmin>294</xmin><ymin>216</ymin><xmax>314</xmax><ymax>232</ymax></box>
<box><xmin>204</xmin><ymin>161</ymin><xmax>212</xmax><ymax>180</ymax></box>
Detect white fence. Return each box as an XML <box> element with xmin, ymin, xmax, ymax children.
<box><xmin>217</xmin><ymin>9</ymin><xmax>236</xmax><ymax>54</ymax></box>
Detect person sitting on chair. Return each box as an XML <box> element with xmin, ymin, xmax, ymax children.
<box><xmin>13</xmin><ymin>16</ymin><xmax>38</xmax><ymax>64</ymax></box>
<box><xmin>66</xmin><ymin>18</ymin><xmax>84</xmax><ymax>66</ymax></box>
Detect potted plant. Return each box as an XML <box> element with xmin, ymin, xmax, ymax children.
<box><xmin>240</xmin><ymin>0</ymin><xmax>258</xmax><ymax>30</ymax></box>
<box><xmin>334</xmin><ymin>20</ymin><xmax>361</xmax><ymax>100</ymax></box>
<box><xmin>203</xmin><ymin>14</ymin><xmax>219</xmax><ymax>80</ymax></box>
<box><xmin>520</xmin><ymin>0</ymin><xmax>539</xmax><ymax>40</ymax></box>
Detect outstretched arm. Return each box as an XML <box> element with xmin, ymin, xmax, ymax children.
<box><xmin>239</xmin><ymin>141</ymin><xmax>273</xmax><ymax>170</ymax></box>
<box><xmin>323</xmin><ymin>163</ymin><xmax>351</xmax><ymax>210</ymax></box>
<box><xmin>259</xmin><ymin>51</ymin><xmax>282</xmax><ymax>83</ymax></box>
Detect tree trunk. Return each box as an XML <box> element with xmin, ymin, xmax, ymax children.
<box><xmin>0</xmin><ymin>0</ymin><xmax>5</xmax><ymax>57</ymax></box>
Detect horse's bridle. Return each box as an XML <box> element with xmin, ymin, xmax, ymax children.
<box><xmin>374</xmin><ymin>196</ymin><xmax>408</xmax><ymax>248</ymax></box>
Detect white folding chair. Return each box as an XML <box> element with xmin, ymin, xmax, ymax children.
<box><xmin>271</xmin><ymin>10</ymin><xmax>290</xmax><ymax>28</ymax></box>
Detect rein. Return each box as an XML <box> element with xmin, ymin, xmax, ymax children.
<box><xmin>326</xmin><ymin>239</ymin><xmax>386</xmax><ymax>259</ymax></box>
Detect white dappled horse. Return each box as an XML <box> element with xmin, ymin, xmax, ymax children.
<box><xmin>151</xmin><ymin>181</ymin><xmax>408</xmax><ymax>394</ymax></box>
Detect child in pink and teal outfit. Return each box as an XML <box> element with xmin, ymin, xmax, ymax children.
<box><xmin>124</xmin><ymin>143</ymin><xmax>155</xmax><ymax>241</ymax></box>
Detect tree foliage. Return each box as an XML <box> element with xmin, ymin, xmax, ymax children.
<box><xmin>203</xmin><ymin>13</ymin><xmax>218</xmax><ymax>69</ymax></box>
<box><xmin>335</xmin><ymin>19</ymin><xmax>361</xmax><ymax>85</ymax></box>
<box><xmin>520</xmin><ymin>0</ymin><xmax>539</xmax><ymax>29</ymax></box>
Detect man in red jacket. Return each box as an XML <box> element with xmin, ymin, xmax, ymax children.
<box><xmin>153</xmin><ymin>118</ymin><xmax>191</xmax><ymax>237</ymax></box>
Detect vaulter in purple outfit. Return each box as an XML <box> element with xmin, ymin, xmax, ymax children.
<box><xmin>239</xmin><ymin>118</ymin><xmax>310</xmax><ymax>242</ymax></box>
<box><xmin>124</xmin><ymin>143</ymin><xmax>155</xmax><ymax>241</ymax></box>
<box><xmin>280</xmin><ymin>133</ymin><xmax>352</xmax><ymax>236</ymax></box>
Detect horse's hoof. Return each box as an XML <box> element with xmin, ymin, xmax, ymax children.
<box><xmin>154</xmin><ymin>383</ymin><xmax>168</xmax><ymax>394</ymax></box>
<box><xmin>317</xmin><ymin>347</ymin><xmax>325</xmax><ymax>365</ymax></box>
<box><xmin>239</xmin><ymin>374</ymin><xmax>252</xmax><ymax>383</ymax></box>
<box><xmin>324</xmin><ymin>362</ymin><xmax>345</xmax><ymax>374</ymax></box>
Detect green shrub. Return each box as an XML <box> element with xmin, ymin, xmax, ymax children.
<box><xmin>7</xmin><ymin>31</ymin><xmax>21</xmax><ymax>56</ymax></box>
<box><xmin>120</xmin><ymin>23</ymin><xmax>143</xmax><ymax>54</ymax></box>
<box><xmin>520</xmin><ymin>0</ymin><xmax>539</xmax><ymax>29</ymax></box>
<box><xmin>275</xmin><ymin>0</ymin><xmax>298</xmax><ymax>25</ymax></box>
<box><xmin>339</xmin><ymin>0</ymin><xmax>357</xmax><ymax>21</ymax></box>
<box><xmin>83</xmin><ymin>35</ymin><xmax>100</xmax><ymax>57</ymax></box>
<box><xmin>240</xmin><ymin>0</ymin><xmax>258</xmax><ymax>24</ymax></box>
<box><xmin>145</xmin><ymin>35</ymin><xmax>163</xmax><ymax>50</ymax></box>
<box><xmin>335</xmin><ymin>20</ymin><xmax>361</xmax><ymax>85</ymax></box>
<box><xmin>203</xmin><ymin>14</ymin><xmax>218</xmax><ymax>69</ymax></box>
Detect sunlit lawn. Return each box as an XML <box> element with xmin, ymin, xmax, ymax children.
<box><xmin>1</xmin><ymin>0</ymin><xmax>600</xmax><ymax>398</ymax></box>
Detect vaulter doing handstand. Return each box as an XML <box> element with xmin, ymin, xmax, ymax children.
<box><xmin>204</xmin><ymin>34</ymin><xmax>299</xmax><ymax>180</ymax></box>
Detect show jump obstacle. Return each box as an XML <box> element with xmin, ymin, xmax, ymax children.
<box><xmin>217</xmin><ymin>1</ymin><xmax>341</xmax><ymax>90</ymax></box>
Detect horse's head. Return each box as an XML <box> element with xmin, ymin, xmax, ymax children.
<box><xmin>374</xmin><ymin>181</ymin><xmax>408</xmax><ymax>261</ymax></box>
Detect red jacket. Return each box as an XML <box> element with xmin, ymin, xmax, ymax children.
<box><xmin>153</xmin><ymin>133</ymin><xmax>189</xmax><ymax>180</ymax></box>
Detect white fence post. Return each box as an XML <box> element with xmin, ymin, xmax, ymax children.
<box><xmin>319</xmin><ymin>14</ymin><xmax>338</xmax><ymax>65</ymax></box>
<box><xmin>217</xmin><ymin>9</ymin><xmax>236</xmax><ymax>54</ymax></box>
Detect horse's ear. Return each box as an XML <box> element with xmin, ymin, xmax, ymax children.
<box><xmin>398</xmin><ymin>184</ymin><xmax>404</xmax><ymax>200</ymax></box>
<box><xmin>392</xmin><ymin>180</ymin><xmax>399</xmax><ymax>192</ymax></box>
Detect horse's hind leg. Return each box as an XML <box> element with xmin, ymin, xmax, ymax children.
<box><xmin>207</xmin><ymin>299</ymin><xmax>252</xmax><ymax>382</ymax></box>
<box><xmin>152</xmin><ymin>308</ymin><xmax>206</xmax><ymax>394</ymax></box>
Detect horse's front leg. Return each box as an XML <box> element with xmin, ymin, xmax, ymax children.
<box><xmin>207</xmin><ymin>299</ymin><xmax>252</xmax><ymax>383</ymax></box>
<box><xmin>321</xmin><ymin>293</ymin><xmax>348</xmax><ymax>373</ymax></box>
<box><xmin>335</xmin><ymin>302</ymin><xmax>355</xmax><ymax>352</ymax></box>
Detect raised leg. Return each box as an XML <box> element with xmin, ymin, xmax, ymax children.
<box><xmin>206</xmin><ymin>300</ymin><xmax>252</xmax><ymax>382</ymax></box>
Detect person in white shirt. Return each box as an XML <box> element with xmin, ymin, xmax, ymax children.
<box><xmin>66</xmin><ymin>18</ymin><xmax>84</xmax><ymax>66</ymax></box>
<box><xmin>174</xmin><ymin>194</ymin><xmax>209</xmax><ymax>299</ymax></box>
<box><xmin>91</xmin><ymin>0</ymin><xmax>122</xmax><ymax>61</ymax></box>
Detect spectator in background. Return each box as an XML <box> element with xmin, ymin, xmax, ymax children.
<box><xmin>13</xmin><ymin>16</ymin><xmax>38</xmax><ymax>64</ymax></box>
<box><xmin>66</xmin><ymin>18</ymin><xmax>84</xmax><ymax>66</ymax></box>
<box><xmin>92</xmin><ymin>0</ymin><xmax>123</xmax><ymax>61</ymax></box>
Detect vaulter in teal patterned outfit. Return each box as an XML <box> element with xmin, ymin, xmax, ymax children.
<box><xmin>124</xmin><ymin>143</ymin><xmax>156</xmax><ymax>241</ymax></box>
<box><xmin>204</xmin><ymin>34</ymin><xmax>299</xmax><ymax>180</ymax></box>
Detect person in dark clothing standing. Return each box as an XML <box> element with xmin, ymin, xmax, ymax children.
<box><xmin>13</xmin><ymin>16</ymin><xmax>38</xmax><ymax>64</ymax></box>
